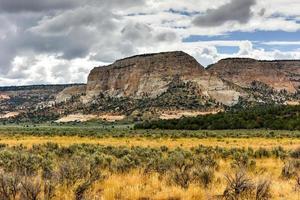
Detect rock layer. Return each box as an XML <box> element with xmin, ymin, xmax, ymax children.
<box><xmin>207</xmin><ymin>58</ymin><xmax>300</xmax><ymax>93</ymax></box>
<box><xmin>84</xmin><ymin>52</ymin><xmax>300</xmax><ymax>107</ymax></box>
<box><xmin>86</xmin><ymin>51</ymin><xmax>205</xmax><ymax>99</ymax></box>
<box><xmin>85</xmin><ymin>51</ymin><xmax>244</xmax><ymax>106</ymax></box>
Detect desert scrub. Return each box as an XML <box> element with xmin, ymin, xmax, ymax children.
<box><xmin>281</xmin><ymin>159</ymin><xmax>300</xmax><ymax>179</ymax></box>
<box><xmin>0</xmin><ymin>143</ymin><xmax>298</xmax><ymax>199</ymax></box>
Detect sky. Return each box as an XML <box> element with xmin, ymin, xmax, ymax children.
<box><xmin>0</xmin><ymin>0</ymin><xmax>300</xmax><ymax>85</ymax></box>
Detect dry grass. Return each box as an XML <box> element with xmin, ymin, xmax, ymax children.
<box><xmin>48</xmin><ymin>159</ymin><xmax>300</xmax><ymax>200</ymax></box>
<box><xmin>0</xmin><ymin>135</ymin><xmax>300</xmax><ymax>150</ymax></box>
<box><xmin>1</xmin><ymin>132</ymin><xmax>300</xmax><ymax>199</ymax></box>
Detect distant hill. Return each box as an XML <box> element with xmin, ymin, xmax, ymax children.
<box><xmin>0</xmin><ymin>84</ymin><xmax>85</xmax><ymax>92</ymax></box>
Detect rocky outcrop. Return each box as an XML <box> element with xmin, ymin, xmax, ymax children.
<box><xmin>3</xmin><ymin>51</ymin><xmax>300</xmax><ymax>122</ymax></box>
<box><xmin>56</xmin><ymin>85</ymin><xmax>86</xmax><ymax>103</ymax></box>
<box><xmin>84</xmin><ymin>51</ymin><xmax>243</xmax><ymax>106</ymax></box>
<box><xmin>86</xmin><ymin>51</ymin><xmax>205</xmax><ymax>100</ymax></box>
<box><xmin>83</xmin><ymin>52</ymin><xmax>300</xmax><ymax>110</ymax></box>
<box><xmin>207</xmin><ymin>58</ymin><xmax>300</xmax><ymax>93</ymax></box>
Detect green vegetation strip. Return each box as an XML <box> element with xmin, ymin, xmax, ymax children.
<box><xmin>0</xmin><ymin>125</ymin><xmax>300</xmax><ymax>138</ymax></box>
<box><xmin>135</xmin><ymin>105</ymin><xmax>300</xmax><ymax>130</ymax></box>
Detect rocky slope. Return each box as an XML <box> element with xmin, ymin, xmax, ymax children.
<box><xmin>0</xmin><ymin>84</ymin><xmax>85</xmax><ymax>117</ymax></box>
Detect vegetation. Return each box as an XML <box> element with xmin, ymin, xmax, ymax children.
<box><xmin>0</xmin><ymin>142</ymin><xmax>297</xmax><ymax>199</ymax></box>
<box><xmin>0</xmin><ymin>125</ymin><xmax>298</xmax><ymax>199</ymax></box>
<box><xmin>135</xmin><ymin>105</ymin><xmax>300</xmax><ymax>130</ymax></box>
<box><xmin>1</xmin><ymin>125</ymin><xmax>300</xmax><ymax>139</ymax></box>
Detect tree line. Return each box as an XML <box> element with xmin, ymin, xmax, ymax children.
<box><xmin>135</xmin><ymin>105</ymin><xmax>300</xmax><ymax>130</ymax></box>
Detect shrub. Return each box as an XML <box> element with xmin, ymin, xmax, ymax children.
<box><xmin>170</xmin><ymin>163</ymin><xmax>193</xmax><ymax>189</ymax></box>
<box><xmin>281</xmin><ymin>160</ymin><xmax>298</xmax><ymax>179</ymax></box>
<box><xmin>231</xmin><ymin>153</ymin><xmax>256</xmax><ymax>170</ymax></box>
<box><xmin>168</xmin><ymin>150</ymin><xmax>194</xmax><ymax>189</ymax></box>
<box><xmin>256</xmin><ymin>179</ymin><xmax>272</xmax><ymax>200</ymax></box>
<box><xmin>0</xmin><ymin>172</ymin><xmax>20</xmax><ymax>200</ymax></box>
<box><xmin>74</xmin><ymin>181</ymin><xmax>93</xmax><ymax>200</ymax></box>
<box><xmin>20</xmin><ymin>178</ymin><xmax>41</xmax><ymax>200</ymax></box>
<box><xmin>291</xmin><ymin>147</ymin><xmax>300</xmax><ymax>159</ymax></box>
<box><xmin>254</xmin><ymin>148</ymin><xmax>270</xmax><ymax>158</ymax></box>
<box><xmin>43</xmin><ymin>180</ymin><xmax>56</xmax><ymax>200</ymax></box>
<box><xmin>223</xmin><ymin>171</ymin><xmax>255</xmax><ymax>200</ymax></box>
<box><xmin>192</xmin><ymin>167</ymin><xmax>214</xmax><ymax>188</ymax></box>
<box><xmin>114</xmin><ymin>155</ymin><xmax>136</xmax><ymax>173</ymax></box>
<box><xmin>58</xmin><ymin>156</ymin><xmax>89</xmax><ymax>186</ymax></box>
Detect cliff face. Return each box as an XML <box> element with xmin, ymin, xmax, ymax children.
<box><xmin>86</xmin><ymin>51</ymin><xmax>206</xmax><ymax>100</ymax></box>
<box><xmin>83</xmin><ymin>52</ymin><xmax>300</xmax><ymax>109</ymax></box>
<box><xmin>84</xmin><ymin>51</ymin><xmax>243</xmax><ymax>106</ymax></box>
<box><xmin>4</xmin><ymin>51</ymin><xmax>299</xmax><ymax>122</ymax></box>
<box><xmin>207</xmin><ymin>58</ymin><xmax>300</xmax><ymax>93</ymax></box>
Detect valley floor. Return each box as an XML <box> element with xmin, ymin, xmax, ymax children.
<box><xmin>1</xmin><ymin>135</ymin><xmax>300</xmax><ymax>150</ymax></box>
<box><xmin>0</xmin><ymin>126</ymin><xmax>300</xmax><ymax>199</ymax></box>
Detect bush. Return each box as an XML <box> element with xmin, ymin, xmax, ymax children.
<box><xmin>192</xmin><ymin>167</ymin><xmax>214</xmax><ymax>188</ymax></box>
<box><xmin>20</xmin><ymin>178</ymin><xmax>41</xmax><ymax>200</ymax></box>
<box><xmin>223</xmin><ymin>171</ymin><xmax>255</xmax><ymax>200</ymax></box>
<box><xmin>0</xmin><ymin>172</ymin><xmax>20</xmax><ymax>200</ymax></box>
<box><xmin>256</xmin><ymin>179</ymin><xmax>272</xmax><ymax>200</ymax></box>
<box><xmin>231</xmin><ymin>153</ymin><xmax>256</xmax><ymax>170</ymax></box>
<box><xmin>291</xmin><ymin>147</ymin><xmax>300</xmax><ymax>159</ymax></box>
<box><xmin>281</xmin><ymin>160</ymin><xmax>298</xmax><ymax>179</ymax></box>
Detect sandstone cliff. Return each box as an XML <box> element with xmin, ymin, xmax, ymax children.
<box><xmin>207</xmin><ymin>58</ymin><xmax>300</xmax><ymax>93</ymax></box>
<box><xmin>53</xmin><ymin>51</ymin><xmax>300</xmax><ymax>121</ymax></box>
<box><xmin>86</xmin><ymin>51</ymin><xmax>205</xmax><ymax>99</ymax></box>
<box><xmin>84</xmin><ymin>51</ymin><xmax>242</xmax><ymax>106</ymax></box>
<box><xmin>3</xmin><ymin>51</ymin><xmax>299</xmax><ymax>122</ymax></box>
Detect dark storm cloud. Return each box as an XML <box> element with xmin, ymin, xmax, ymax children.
<box><xmin>0</xmin><ymin>0</ymin><xmax>79</xmax><ymax>13</ymax></box>
<box><xmin>193</xmin><ymin>0</ymin><xmax>256</xmax><ymax>27</ymax></box>
<box><xmin>0</xmin><ymin>0</ymin><xmax>145</xmax><ymax>71</ymax></box>
<box><xmin>0</xmin><ymin>0</ymin><xmax>145</xmax><ymax>13</ymax></box>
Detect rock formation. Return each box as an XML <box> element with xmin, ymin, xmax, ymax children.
<box><xmin>207</xmin><ymin>58</ymin><xmax>300</xmax><ymax>93</ymax></box>
<box><xmin>56</xmin><ymin>85</ymin><xmax>86</xmax><ymax>103</ymax></box>
<box><xmin>3</xmin><ymin>51</ymin><xmax>300</xmax><ymax>122</ymax></box>
<box><xmin>84</xmin><ymin>51</ymin><xmax>243</xmax><ymax>106</ymax></box>
<box><xmin>53</xmin><ymin>52</ymin><xmax>299</xmax><ymax>111</ymax></box>
<box><xmin>86</xmin><ymin>51</ymin><xmax>205</xmax><ymax>99</ymax></box>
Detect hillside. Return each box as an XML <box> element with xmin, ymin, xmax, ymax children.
<box><xmin>0</xmin><ymin>84</ymin><xmax>85</xmax><ymax>120</ymax></box>
<box><xmin>1</xmin><ymin>51</ymin><xmax>300</xmax><ymax>123</ymax></box>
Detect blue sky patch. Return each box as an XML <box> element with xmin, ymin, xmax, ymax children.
<box><xmin>167</xmin><ymin>8</ymin><xmax>200</xmax><ymax>16</ymax></box>
<box><xmin>217</xmin><ymin>46</ymin><xmax>240</xmax><ymax>54</ymax></box>
<box><xmin>183</xmin><ymin>30</ymin><xmax>300</xmax><ymax>42</ymax></box>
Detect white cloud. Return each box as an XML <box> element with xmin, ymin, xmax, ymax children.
<box><xmin>262</xmin><ymin>41</ymin><xmax>300</xmax><ymax>45</ymax></box>
<box><xmin>0</xmin><ymin>0</ymin><xmax>300</xmax><ymax>85</ymax></box>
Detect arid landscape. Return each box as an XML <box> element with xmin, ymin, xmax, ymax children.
<box><xmin>0</xmin><ymin>49</ymin><xmax>299</xmax><ymax>199</ymax></box>
<box><xmin>0</xmin><ymin>50</ymin><xmax>300</xmax><ymax>199</ymax></box>
<box><xmin>1</xmin><ymin>0</ymin><xmax>300</xmax><ymax>199</ymax></box>
<box><xmin>0</xmin><ymin>126</ymin><xmax>300</xmax><ymax>199</ymax></box>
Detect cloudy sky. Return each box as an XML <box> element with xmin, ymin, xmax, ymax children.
<box><xmin>0</xmin><ymin>0</ymin><xmax>300</xmax><ymax>85</ymax></box>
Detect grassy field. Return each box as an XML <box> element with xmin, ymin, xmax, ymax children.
<box><xmin>0</xmin><ymin>125</ymin><xmax>300</xmax><ymax>199</ymax></box>
<box><xmin>1</xmin><ymin>135</ymin><xmax>300</xmax><ymax>150</ymax></box>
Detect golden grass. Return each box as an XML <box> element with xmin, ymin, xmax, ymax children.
<box><xmin>0</xmin><ymin>135</ymin><xmax>300</xmax><ymax>150</ymax></box>
<box><xmin>50</xmin><ymin>159</ymin><xmax>300</xmax><ymax>200</ymax></box>
<box><xmin>1</xmin><ymin>133</ymin><xmax>300</xmax><ymax>199</ymax></box>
